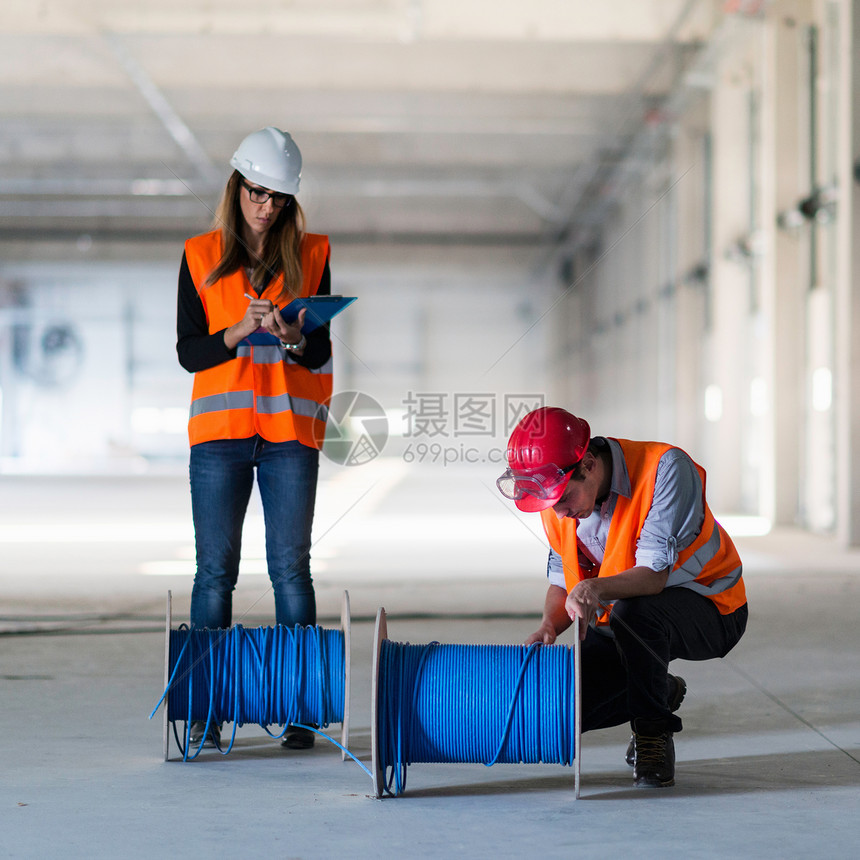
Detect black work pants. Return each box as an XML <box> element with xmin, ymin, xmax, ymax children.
<box><xmin>579</xmin><ymin>587</ymin><xmax>748</xmax><ymax>734</ymax></box>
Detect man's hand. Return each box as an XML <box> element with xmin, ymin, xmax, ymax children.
<box><xmin>524</xmin><ymin>623</ymin><xmax>558</xmax><ymax>646</ymax></box>
<box><xmin>564</xmin><ymin>579</ymin><xmax>605</xmax><ymax>640</ymax></box>
<box><xmin>525</xmin><ymin>584</ymin><xmax>571</xmax><ymax>646</ymax></box>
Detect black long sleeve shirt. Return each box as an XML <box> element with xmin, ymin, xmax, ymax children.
<box><xmin>175</xmin><ymin>252</ymin><xmax>333</xmax><ymax>373</ymax></box>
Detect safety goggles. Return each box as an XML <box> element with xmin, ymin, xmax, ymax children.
<box><xmin>496</xmin><ymin>463</ymin><xmax>576</xmax><ymax>503</ymax></box>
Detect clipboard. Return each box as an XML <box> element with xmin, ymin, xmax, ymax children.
<box><xmin>280</xmin><ymin>295</ymin><xmax>357</xmax><ymax>331</ymax></box>
<box><xmin>242</xmin><ymin>295</ymin><xmax>357</xmax><ymax>345</ymax></box>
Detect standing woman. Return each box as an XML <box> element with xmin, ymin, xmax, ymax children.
<box><xmin>176</xmin><ymin>127</ymin><xmax>331</xmax><ymax>749</ymax></box>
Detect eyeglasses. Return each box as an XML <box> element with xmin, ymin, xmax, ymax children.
<box><xmin>496</xmin><ymin>463</ymin><xmax>576</xmax><ymax>502</ymax></box>
<box><xmin>241</xmin><ymin>180</ymin><xmax>292</xmax><ymax>209</ymax></box>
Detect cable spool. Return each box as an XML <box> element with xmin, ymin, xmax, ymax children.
<box><xmin>155</xmin><ymin>590</ymin><xmax>351</xmax><ymax>762</ymax></box>
<box><xmin>371</xmin><ymin>608</ymin><xmax>581</xmax><ymax>798</ymax></box>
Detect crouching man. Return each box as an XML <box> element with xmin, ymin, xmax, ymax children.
<box><xmin>496</xmin><ymin>407</ymin><xmax>748</xmax><ymax>788</ymax></box>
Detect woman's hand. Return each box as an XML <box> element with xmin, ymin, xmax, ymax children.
<box><xmin>223</xmin><ymin>297</ymin><xmax>275</xmax><ymax>350</ymax></box>
<box><xmin>243</xmin><ymin>298</ymin><xmax>275</xmax><ymax>333</ymax></box>
<box><xmin>263</xmin><ymin>306</ymin><xmax>306</xmax><ymax>354</ymax></box>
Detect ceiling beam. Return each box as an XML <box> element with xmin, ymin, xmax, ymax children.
<box><xmin>101</xmin><ymin>31</ymin><xmax>220</xmax><ymax>186</ymax></box>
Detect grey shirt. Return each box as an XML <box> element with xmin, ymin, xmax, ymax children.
<box><xmin>546</xmin><ymin>437</ymin><xmax>705</xmax><ymax>588</ymax></box>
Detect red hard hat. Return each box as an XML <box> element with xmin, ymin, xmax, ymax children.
<box><xmin>498</xmin><ymin>407</ymin><xmax>591</xmax><ymax>512</ymax></box>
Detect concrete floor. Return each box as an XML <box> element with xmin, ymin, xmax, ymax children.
<box><xmin>2</xmin><ymin>459</ymin><xmax>860</xmax><ymax>858</ymax></box>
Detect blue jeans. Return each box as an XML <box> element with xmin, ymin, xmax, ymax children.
<box><xmin>189</xmin><ymin>436</ymin><xmax>319</xmax><ymax>629</ymax></box>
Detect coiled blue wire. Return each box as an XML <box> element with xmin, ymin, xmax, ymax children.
<box><xmin>150</xmin><ymin>624</ymin><xmax>345</xmax><ymax>762</ymax></box>
<box><xmin>378</xmin><ymin>641</ymin><xmax>577</xmax><ymax>796</ymax></box>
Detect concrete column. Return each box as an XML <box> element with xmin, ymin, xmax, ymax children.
<box><xmin>706</xmin><ymin>47</ymin><xmax>756</xmax><ymax>511</ymax></box>
<box><xmin>767</xmin><ymin>3</ymin><xmax>812</xmax><ymax>526</ymax></box>
<box><xmin>672</xmin><ymin>110</ymin><xmax>709</xmax><ymax>459</ymax></box>
<box><xmin>836</xmin><ymin>0</ymin><xmax>860</xmax><ymax>545</ymax></box>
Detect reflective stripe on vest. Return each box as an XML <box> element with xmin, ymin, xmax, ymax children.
<box><xmin>256</xmin><ymin>392</ymin><xmax>328</xmax><ymax>421</ymax></box>
<box><xmin>236</xmin><ymin>345</ymin><xmax>333</xmax><ymax>374</ymax></box>
<box><xmin>190</xmin><ymin>390</ymin><xmax>254</xmax><ymax>418</ymax></box>
<box><xmin>664</xmin><ymin>521</ymin><xmax>744</xmax><ymax>595</ymax></box>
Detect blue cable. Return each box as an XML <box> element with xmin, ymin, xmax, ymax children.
<box><xmin>150</xmin><ymin>627</ymin><xmax>577</xmax><ymax>793</ymax></box>
<box><xmin>150</xmin><ymin>624</ymin><xmax>346</xmax><ymax>761</ymax></box>
<box><xmin>377</xmin><ymin>640</ymin><xmax>577</xmax><ymax>796</ymax></box>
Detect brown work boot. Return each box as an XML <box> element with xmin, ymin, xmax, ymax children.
<box><xmin>632</xmin><ymin>720</ymin><xmax>675</xmax><ymax>788</ymax></box>
<box><xmin>626</xmin><ymin>675</ymin><xmax>686</xmax><ymax>766</ymax></box>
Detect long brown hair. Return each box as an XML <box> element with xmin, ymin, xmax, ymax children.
<box><xmin>205</xmin><ymin>170</ymin><xmax>305</xmax><ymax>301</ymax></box>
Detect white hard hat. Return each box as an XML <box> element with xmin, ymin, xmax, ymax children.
<box><xmin>229</xmin><ymin>127</ymin><xmax>302</xmax><ymax>195</ymax></box>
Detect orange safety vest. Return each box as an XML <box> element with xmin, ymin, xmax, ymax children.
<box><xmin>184</xmin><ymin>229</ymin><xmax>332</xmax><ymax>448</ymax></box>
<box><xmin>540</xmin><ymin>439</ymin><xmax>746</xmax><ymax>622</ymax></box>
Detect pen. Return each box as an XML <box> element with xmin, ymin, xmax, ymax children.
<box><xmin>246</xmin><ymin>292</ymin><xmax>273</xmax><ymax>309</ymax></box>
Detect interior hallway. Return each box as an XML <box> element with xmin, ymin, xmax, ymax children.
<box><xmin>2</xmin><ymin>460</ymin><xmax>859</xmax><ymax>858</ymax></box>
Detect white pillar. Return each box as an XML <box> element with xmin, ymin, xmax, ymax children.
<box><xmin>836</xmin><ymin>0</ymin><xmax>860</xmax><ymax>545</ymax></box>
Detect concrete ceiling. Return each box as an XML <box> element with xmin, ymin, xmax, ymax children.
<box><xmin>0</xmin><ymin>0</ymin><xmax>726</xmax><ymax>248</ymax></box>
